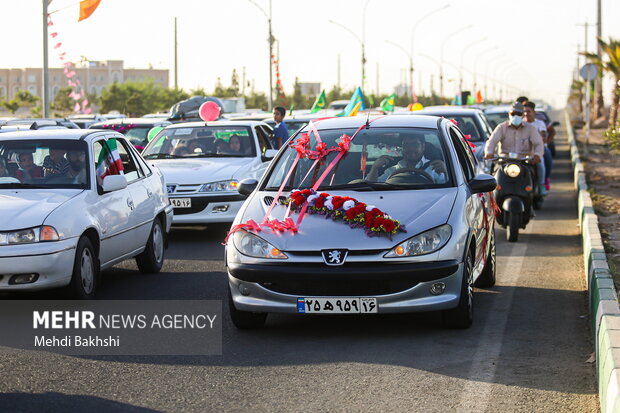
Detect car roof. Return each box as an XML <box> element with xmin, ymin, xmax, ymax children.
<box><xmin>413</xmin><ymin>107</ymin><xmax>484</xmax><ymax>116</ymax></box>
<box><xmin>164</xmin><ymin>120</ymin><xmax>269</xmax><ymax>129</ymax></box>
<box><xmin>89</xmin><ymin>118</ymin><xmax>171</xmax><ymax>127</ymax></box>
<box><xmin>483</xmin><ymin>105</ymin><xmax>511</xmax><ymax>114</ymax></box>
<box><xmin>0</xmin><ymin>128</ymin><xmax>117</xmax><ymax>142</ymax></box>
<box><xmin>298</xmin><ymin>115</ymin><xmax>442</xmax><ymax>131</ymax></box>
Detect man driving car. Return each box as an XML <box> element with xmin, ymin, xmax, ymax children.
<box><xmin>367</xmin><ymin>134</ymin><xmax>447</xmax><ymax>183</ymax></box>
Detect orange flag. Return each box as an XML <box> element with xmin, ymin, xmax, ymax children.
<box><xmin>475</xmin><ymin>90</ymin><xmax>484</xmax><ymax>104</ymax></box>
<box><xmin>78</xmin><ymin>0</ymin><xmax>102</xmax><ymax>22</ymax></box>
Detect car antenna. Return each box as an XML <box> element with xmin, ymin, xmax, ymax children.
<box><xmin>365</xmin><ymin>112</ymin><xmax>371</xmax><ymax>129</ymax></box>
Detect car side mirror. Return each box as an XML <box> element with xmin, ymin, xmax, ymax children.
<box><xmin>262</xmin><ymin>149</ymin><xmax>278</xmax><ymax>162</ymax></box>
<box><xmin>551</xmin><ymin>121</ymin><xmax>560</xmax><ymax>127</ymax></box>
<box><xmin>469</xmin><ymin>174</ymin><xmax>496</xmax><ymax>194</ymax></box>
<box><xmin>238</xmin><ymin>178</ymin><xmax>258</xmax><ymax>196</ymax></box>
<box><xmin>101</xmin><ymin>175</ymin><xmax>128</xmax><ymax>193</ymax></box>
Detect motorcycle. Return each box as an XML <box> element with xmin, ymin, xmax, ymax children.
<box><xmin>490</xmin><ymin>153</ymin><xmax>544</xmax><ymax>242</ymax></box>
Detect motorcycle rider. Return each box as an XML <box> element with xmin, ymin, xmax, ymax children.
<box><xmin>524</xmin><ymin>101</ymin><xmax>553</xmax><ymax>192</ymax></box>
<box><xmin>484</xmin><ymin>102</ymin><xmax>546</xmax><ymax>194</ymax></box>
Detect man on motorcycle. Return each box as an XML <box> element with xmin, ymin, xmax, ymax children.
<box><xmin>484</xmin><ymin>101</ymin><xmax>546</xmax><ymax>194</ymax></box>
<box><xmin>524</xmin><ymin>101</ymin><xmax>553</xmax><ymax>192</ymax></box>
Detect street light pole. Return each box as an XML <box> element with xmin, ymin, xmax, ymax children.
<box><xmin>247</xmin><ymin>0</ymin><xmax>274</xmax><ymax>110</ymax></box>
<box><xmin>329</xmin><ymin>19</ymin><xmax>365</xmax><ymax>89</ymax></box>
<box><xmin>42</xmin><ymin>0</ymin><xmax>49</xmax><ymax>118</ymax></box>
<box><xmin>440</xmin><ymin>25</ymin><xmax>473</xmax><ymax>101</ymax></box>
<box><xmin>385</xmin><ymin>40</ymin><xmax>412</xmax><ymax>99</ymax></box>
<box><xmin>458</xmin><ymin>37</ymin><xmax>487</xmax><ymax>94</ymax></box>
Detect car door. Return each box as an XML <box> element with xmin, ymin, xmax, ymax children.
<box><xmin>114</xmin><ymin>138</ymin><xmax>153</xmax><ymax>254</ymax></box>
<box><xmin>91</xmin><ymin>138</ymin><xmax>136</xmax><ymax>267</ymax></box>
<box><xmin>449</xmin><ymin>126</ymin><xmax>487</xmax><ymax>275</ymax></box>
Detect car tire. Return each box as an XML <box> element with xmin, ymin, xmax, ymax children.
<box><xmin>228</xmin><ymin>289</ymin><xmax>267</xmax><ymax>329</ymax></box>
<box><xmin>507</xmin><ymin>212</ymin><xmax>519</xmax><ymax>242</ymax></box>
<box><xmin>442</xmin><ymin>251</ymin><xmax>474</xmax><ymax>329</ymax></box>
<box><xmin>69</xmin><ymin>236</ymin><xmax>99</xmax><ymax>299</ymax></box>
<box><xmin>475</xmin><ymin>229</ymin><xmax>496</xmax><ymax>288</ymax></box>
<box><xmin>136</xmin><ymin>218</ymin><xmax>165</xmax><ymax>274</ymax></box>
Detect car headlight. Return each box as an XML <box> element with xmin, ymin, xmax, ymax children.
<box><xmin>233</xmin><ymin>230</ymin><xmax>287</xmax><ymax>259</ymax></box>
<box><xmin>199</xmin><ymin>180</ymin><xmax>239</xmax><ymax>192</ymax></box>
<box><xmin>384</xmin><ymin>224</ymin><xmax>452</xmax><ymax>258</ymax></box>
<box><xmin>0</xmin><ymin>226</ymin><xmax>60</xmax><ymax>245</ymax></box>
<box><xmin>504</xmin><ymin>163</ymin><xmax>521</xmax><ymax>178</ymax></box>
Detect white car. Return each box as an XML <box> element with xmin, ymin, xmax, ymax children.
<box><xmin>141</xmin><ymin>121</ymin><xmax>277</xmax><ymax>225</ymax></box>
<box><xmin>0</xmin><ymin>130</ymin><xmax>173</xmax><ymax>298</ymax></box>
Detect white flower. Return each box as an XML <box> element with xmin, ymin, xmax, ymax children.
<box><xmin>326</xmin><ymin>196</ymin><xmax>333</xmax><ymax>201</ymax></box>
<box><xmin>366</xmin><ymin>205</ymin><xmax>376</xmax><ymax>211</ymax></box>
<box><xmin>307</xmin><ymin>194</ymin><xmax>318</xmax><ymax>205</ymax></box>
<box><xmin>343</xmin><ymin>200</ymin><xmax>355</xmax><ymax>210</ymax></box>
<box><xmin>291</xmin><ymin>189</ymin><xmax>300</xmax><ymax>194</ymax></box>
<box><xmin>325</xmin><ymin>199</ymin><xmax>334</xmax><ymax>210</ymax></box>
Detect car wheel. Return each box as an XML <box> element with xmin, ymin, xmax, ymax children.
<box><xmin>507</xmin><ymin>212</ymin><xmax>520</xmax><ymax>242</ymax></box>
<box><xmin>69</xmin><ymin>236</ymin><xmax>99</xmax><ymax>299</ymax></box>
<box><xmin>228</xmin><ymin>289</ymin><xmax>267</xmax><ymax>329</ymax></box>
<box><xmin>442</xmin><ymin>251</ymin><xmax>474</xmax><ymax>329</ymax></box>
<box><xmin>475</xmin><ymin>229</ymin><xmax>496</xmax><ymax>288</ymax></box>
<box><xmin>136</xmin><ymin>218</ymin><xmax>165</xmax><ymax>274</ymax></box>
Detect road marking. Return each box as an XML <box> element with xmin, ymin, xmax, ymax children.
<box><xmin>455</xmin><ymin>241</ymin><xmax>527</xmax><ymax>413</ymax></box>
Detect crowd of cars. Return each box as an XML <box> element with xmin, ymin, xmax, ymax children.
<box><xmin>0</xmin><ymin>102</ymin><xmax>556</xmax><ymax>329</ymax></box>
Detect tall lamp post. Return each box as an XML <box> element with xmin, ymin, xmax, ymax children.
<box><xmin>329</xmin><ymin>19</ymin><xmax>366</xmax><ymax>90</ymax></box>
<box><xmin>440</xmin><ymin>25</ymin><xmax>473</xmax><ymax>101</ymax></box>
<box><xmin>409</xmin><ymin>4</ymin><xmax>450</xmax><ymax>101</ymax></box>
<box><xmin>42</xmin><ymin>0</ymin><xmax>50</xmax><ymax>118</ymax></box>
<box><xmin>247</xmin><ymin>0</ymin><xmax>274</xmax><ymax>111</ymax></box>
<box><xmin>385</xmin><ymin>40</ymin><xmax>412</xmax><ymax>99</ymax></box>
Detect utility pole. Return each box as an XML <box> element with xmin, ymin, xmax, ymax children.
<box><xmin>594</xmin><ymin>0</ymin><xmax>602</xmax><ymax>119</ymax></box>
<box><xmin>337</xmin><ymin>54</ymin><xmax>341</xmax><ymax>90</ymax></box>
<box><xmin>376</xmin><ymin>62</ymin><xmax>379</xmax><ymax>97</ymax></box>
<box><xmin>42</xmin><ymin>0</ymin><xmax>49</xmax><ymax>117</ymax></box>
<box><xmin>268</xmin><ymin>0</ymin><xmax>274</xmax><ymax>110</ymax></box>
<box><xmin>174</xmin><ymin>17</ymin><xmax>178</xmax><ymax>90</ymax></box>
<box><xmin>242</xmin><ymin>66</ymin><xmax>246</xmax><ymax>96</ymax></box>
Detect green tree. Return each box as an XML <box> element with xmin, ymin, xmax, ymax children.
<box><xmin>584</xmin><ymin>37</ymin><xmax>620</xmax><ymax>127</ymax></box>
<box><xmin>50</xmin><ymin>86</ymin><xmax>74</xmax><ymax>115</ymax></box>
<box><xmin>98</xmin><ymin>80</ymin><xmax>187</xmax><ymax>116</ymax></box>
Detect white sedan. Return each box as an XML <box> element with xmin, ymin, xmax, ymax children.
<box><xmin>0</xmin><ymin>130</ymin><xmax>173</xmax><ymax>298</ymax></box>
<box><xmin>141</xmin><ymin>121</ymin><xmax>277</xmax><ymax>225</ymax></box>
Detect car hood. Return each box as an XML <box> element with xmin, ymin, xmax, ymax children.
<box><xmin>0</xmin><ymin>189</ymin><xmax>83</xmax><ymax>230</ymax></box>
<box><xmin>151</xmin><ymin>158</ymin><xmax>255</xmax><ymax>184</ymax></box>
<box><xmin>242</xmin><ymin>188</ymin><xmax>458</xmax><ymax>251</ymax></box>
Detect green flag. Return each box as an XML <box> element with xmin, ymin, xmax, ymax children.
<box><xmin>310</xmin><ymin>90</ymin><xmax>326</xmax><ymax>113</ymax></box>
<box><xmin>380</xmin><ymin>93</ymin><xmax>395</xmax><ymax>112</ymax></box>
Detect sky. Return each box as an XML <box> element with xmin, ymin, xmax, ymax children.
<box><xmin>1</xmin><ymin>0</ymin><xmax>618</xmax><ymax>108</ymax></box>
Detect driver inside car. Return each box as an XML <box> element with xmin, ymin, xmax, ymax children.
<box><xmin>367</xmin><ymin>134</ymin><xmax>448</xmax><ymax>183</ymax></box>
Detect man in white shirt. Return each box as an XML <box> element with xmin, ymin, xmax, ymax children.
<box><xmin>524</xmin><ymin>101</ymin><xmax>553</xmax><ymax>192</ymax></box>
<box><xmin>367</xmin><ymin>134</ymin><xmax>448</xmax><ymax>183</ymax></box>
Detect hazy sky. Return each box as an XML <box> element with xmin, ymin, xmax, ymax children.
<box><xmin>1</xmin><ymin>0</ymin><xmax>618</xmax><ymax>107</ymax></box>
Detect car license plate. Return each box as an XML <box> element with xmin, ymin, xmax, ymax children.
<box><xmin>297</xmin><ymin>297</ymin><xmax>377</xmax><ymax>314</ymax></box>
<box><xmin>171</xmin><ymin>198</ymin><xmax>191</xmax><ymax>208</ymax></box>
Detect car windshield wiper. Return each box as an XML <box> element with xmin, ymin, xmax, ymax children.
<box><xmin>143</xmin><ymin>153</ymin><xmax>184</xmax><ymax>159</ymax></box>
<box><xmin>0</xmin><ymin>183</ymin><xmax>49</xmax><ymax>189</ymax></box>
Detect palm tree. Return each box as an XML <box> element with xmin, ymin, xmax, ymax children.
<box><xmin>584</xmin><ymin>38</ymin><xmax>620</xmax><ymax>128</ymax></box>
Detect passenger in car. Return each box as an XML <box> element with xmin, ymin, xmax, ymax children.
<box><xmin>228</xmin><ymin>135</ymin><xmax>242</xmax><ymax>154</ymax></box>
<box><xmin>15</xmin><ymin>152</ymin><xmax>44</xmax><ymax>182</ymax></box>
<box><xmin>66</xmin><ymin>150</ymin><xmax>87</xmax><ymax>184</ymax></box>
<box><xmin>0</xmin><ymin>156</ymin><xmax>8</xmax><ymax>177</ymax></box>
<box><xmin>43</xmin><ymin>146</ymin><xmax>70</xmax><ymax>177</ymax></box>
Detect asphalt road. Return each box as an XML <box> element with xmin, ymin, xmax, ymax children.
<box><xmin>0</xmin><ymin>123</ymin><xmax>598</xmax><ymax>412</ymax></box>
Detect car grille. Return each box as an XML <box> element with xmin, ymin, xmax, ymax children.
<box><xmin>170</xmin><ymin>183</ymin><xmax>202</xmax><ymax>194</ymax></box>
<box><xmin>263</xmin><ymin>196</ymin><xmax>287</xmax><ymax>206</ymax></box>
<box><xmin>260</xmin><ymin>279</ymin><xmax>419</xmax><ymax>296</ymax></box>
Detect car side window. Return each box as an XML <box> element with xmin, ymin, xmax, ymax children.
<box><xmin>116</xmin><ymin>139</ymin><xmax>144</xmax><ymax>183</ymax></box>
<box><xmin>93</xmin><ymin>139</ymin><xmax>124</xmax><ymax>187</ymax></box>
<box><xmin>449</xmin><ymin>127</ymin><xmax>475</xmax><ymax>181</ymax></box>
<box><xmin>255</xmin><ymin>126</ymin><xmax>272</xmax><ymax>155</ymax></box>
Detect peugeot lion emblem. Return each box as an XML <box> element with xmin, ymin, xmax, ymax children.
<box><xmin>321</xmin><ymin>249</ymin><xmax>348</xmax><ymax>266</ymax></box>
<box><xmin>166</xmin><ymin>185</ymin><xmax>176</xmax><ymax>194</ymax></box>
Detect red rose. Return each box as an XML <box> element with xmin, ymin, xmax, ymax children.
<box><xmin>320</xmin><ymin>193</ymin><xmax>329</xmax><ymax>198</ymax></box>
<box><xmin>301</xmin><ymin>189</ymin><xmax>312</xmax><ymax>196</ymax></box>
<box><xmin>383</xmin><ymin>220</ymin><xmax>396</xmax><ymax>232</ymax></box>
<box><xmin>373</xmin><ymin>216</ymin><xmax>385</xmax><ymax>228</ymax></box>
<box><xmin>332</xmin><ymin>197</ymin><xmax>346</xmax><ymax>210</ymax></box>
<box><xmin>346</xmin><ymin>208</ymin><xmax>363</xmax><ymax>220</ymax></box>
<box><xmin>315</xmin><ymin>197</ymin><xmax>326</xmax><ymax>209</ymax></box>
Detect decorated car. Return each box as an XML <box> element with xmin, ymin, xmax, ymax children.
<box><xmin>89</xmin><ymin>118</ymin><xmax>171</xmax><ymax>151</ymax></box>
<box><xmin>225</xmin><ymin>115</ymin><xmax>497</xmax><ymax>329</ymax></box>
<box><xmin>141</xmin><ymin>121</ymin><xmax>277</xmax><ymax>225</ymax></box>
<box><xmin>0</xmin><ymin>129</ymin><xmax>173</xmax><ymax>298</ymax></box>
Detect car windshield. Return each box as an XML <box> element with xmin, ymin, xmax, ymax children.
<box><xmin>485</xmin><ymin>112</ymin><xmax>508</xmax><ymax>129</ymax></box>
<box><xmin>264</xmin><ymin>126</ymin><xmax>452</xmax><ymax>191</ymax></box>
<box><xmin>0</xmin><ymin>139</ymin><xmax>89</xmax><ymax>189</ymax></box>
<box><xmin>124</xmin><ymin>126</ymin><xmax>150</xmax><ymax>147</ymax></box>
<box><xmin>142</xmin><ymin>126</ymin><xmax>256</xmax><ymax>158</ymax></box>
<box><xmin>265</xmin><ymin>120</ymin><xmax>310</xmax><ymax>137</ymax></box>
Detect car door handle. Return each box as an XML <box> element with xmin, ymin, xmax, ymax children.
<box><xmin>127</xmin><ymin>198</ymin><xmax>134</xmax><ymax>209</ymax></box>
<box><xmin>147</xmin><ymin>189</ymin><xmax>153</xmax><ymax>197</ymax></box>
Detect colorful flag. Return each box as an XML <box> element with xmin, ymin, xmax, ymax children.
<box><xmin>96</xmin><ymin>139</ymin><xmax>124</xmax><ymax>179</ymax></box>
<box><xmin>310</xmin><ymin>90</ymin><xmax>326</xmax><ymax>113</ymax></box>
<box><xmin>342</xmin><ymin>87</ymin><xmax>365</xmax><ymax>117</ymax></box>
<box><xmin>348</xmin><ymin>101</ymin><xmax>362</xmax><ymax>117</ymax></box>
<box><xmin>466</xmin><ymin>94</ymin><xmax>475</xmax><ymax>105</ymax></box>
<box><xmin>78</xmin><ymin>0</ymin><xmax>102</xmax><ymax>22</ymax></box>
<box><xmin>476</xmin><ymin>90</ymin><xmax>484</xmax><ymax>104</ymax></box>
<box><xmin>380</xmin><ymin>93</ymin><xmax>395</xmax><ymax>112</ymax></box>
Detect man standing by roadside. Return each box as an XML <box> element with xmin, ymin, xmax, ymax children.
<box><xmin>484</xmin><ymin>101</ymin><xmax>547</xmax><ymax>194</ymax></box>
<box><xmin>271</xmin><ymin>106</ymin><xmax>289</xmax><ymax>149</ymax></box>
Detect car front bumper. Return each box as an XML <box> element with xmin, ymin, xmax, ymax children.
<box><xmin>170</xmin><ymin>194</ymin><xmax>245</xmax><ymax>225</ymax></box>
<box><xmin>0</xmin><ymin>238</ymin><xmax>78</xmax><ymax>292</ymax></box>
<box><xmin>228</xmin><ymin>260</ymin><xmax>464</xmax><ymax>314</ymax></box>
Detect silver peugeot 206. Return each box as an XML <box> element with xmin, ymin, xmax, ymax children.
<box><xmin>226</xmin><ymin>115</ymin><xmax>497</xmax><ymax>329</ymax></box>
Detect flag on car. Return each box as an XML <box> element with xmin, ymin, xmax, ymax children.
<box><xmin>96</xmin><ymin>139</ymin><xmax>124</xmax><ymax>179</ymax></box>
<box><xmin>476</xmin><ymin>90</ymin><xmax>484</xmax><ymax>104</ymax></box>
<box><xmin>380</xmin><ymin>93</ymin><xmax>395</xmax><ymax>112</ymax></box>
<box><xmin>342</xmin><ymin>87</ymin><xmax>366</xmax><ymax>116</ymax></box>
<box><xmin>348</xmin><ymin>101</ymin><xmax>362</xmax><ymax>116</ymax></box>
<box><xmin>310</xmin><ymin>90</ymin><xmax>326</xmax><ymax>113</ymax></box>
<box><xmin>78</xmin><ymin>0</ymin><xmax>102</xmax><ymax>22</ymax></box>
<box><xmin>466</xmin><ymin>94</ymin><xmax>475</xmax><ymax>105</ymax></box>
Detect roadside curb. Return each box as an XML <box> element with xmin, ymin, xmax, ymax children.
<box><xmin>565</xmin><ymin>111</ymin><xmax>620</xmax><ymax>413</ymax></box>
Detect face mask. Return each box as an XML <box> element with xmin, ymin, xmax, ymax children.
<box><xmin>510</xmin><ymin>115</ymin><xmax>523</xmax><ymax>126</ymax></box>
